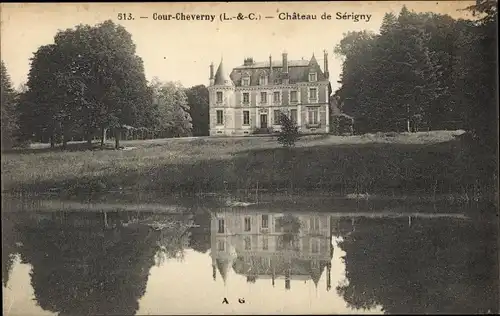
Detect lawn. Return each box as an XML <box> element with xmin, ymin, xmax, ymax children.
<box><xmin>1</xmin><ymin>130</ymin><xmax>487</xmax><ymax>204</ymax></box>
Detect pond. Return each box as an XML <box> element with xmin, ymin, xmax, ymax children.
<box><xmin>2</xmin><ymin>194</ymin><xmax>498</xmax><ymax>315</ymax></box>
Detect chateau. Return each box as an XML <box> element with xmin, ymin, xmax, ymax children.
<box><xmin>208</xmin><ymin>51</ymin><xmax>332</xmax><ymax>136</ymax></box>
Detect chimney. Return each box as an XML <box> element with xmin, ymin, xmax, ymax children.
<box><xmin>282</xmin><ymin>52</ymin><xmax>288</xmax><ymax>73</ymax></box>
<box><xmin>209</xmin><ymin>62</ymin><xmax>215</xmax><ymax>85</ymax></box>
<box><xmin>326</xmin><ymin>263</ymin><xmax>331</xmax><ymax>291</ymax></box>
<box><xmin>282</xmin><ymin>51</ymin><xmax>289</xmax><ymax>84</ymax></box>
<box><xmin>285</xmin><ymin>268</ymin><xmax>290</xmax><ymax>290</ymax></box>
<box><xmin>324</xmin><ymin>50</ymin><xmax>329</xmax><ymax>79</ymax></box>
<box><xmin>244</xmin><ymin>57</ymin><xmax>254</xmax><ymax>66</ymax></box>
<box><xmin>269</xmin><ymin>54</ymin><xmax>273</xmax><ymax>71</ymax></box>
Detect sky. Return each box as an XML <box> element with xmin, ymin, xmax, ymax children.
<box><xmin>1</xmin><ymin>2</ymin><xmax>475</xmax><ymax>92</ymax></box>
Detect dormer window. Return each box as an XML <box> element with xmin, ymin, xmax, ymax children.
<box><xmin>242</xmin><ymin>77</ymin><xmax>250</xmax><ymax>86</ymax></box>
<box><xmin>309</xmin><ymin>72</ymin><xmax>317</xmax><ymax>82</ymax></box>
<box><xmin>259</xmin><ymin>75</ymin><xmax>268</xmax><ymax>86</ymax></box>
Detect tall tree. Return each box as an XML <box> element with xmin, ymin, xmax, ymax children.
<box><xmin>21</xmin><ymin>20</ymin><xmax>152</xmax><ymax>149</ymax></box>
<box><xmin>1</xmin><ymin>61</ymin><xmax>20</xmax><ymax>150</ymax></box>
<box><xmin>186</xmin><ymin>85</ymin><xmax>209</xmax><ymax>136</ymax></box>
<box><xmin>53</xmin><ymin>20</ymin><xmax>152</xmax><ymax>148</ymax></box>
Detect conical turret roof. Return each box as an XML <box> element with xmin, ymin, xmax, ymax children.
<box><xmin>214</xmin><ymin>59</ymin><xmax>234</xmax><ymax>86</ymax></box>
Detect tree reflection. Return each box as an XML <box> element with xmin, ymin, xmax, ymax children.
<box><xmin>2</xmin><ymin>212</ymin><xmax>21</xmax><ymax>287</ymax></box>
<box><xmin>337</xmin><ymin>217</ymin><xmax>499</xmax><ymax>314</ymax></box>
<box><xmin>16</xmin><ymin>211</ymin><xmax>184</xmax><ymax>315</ymax></box>
<box><xmin>188</xmin><ymin>211</ymin><xmax>211</xmax><ymax>253</ymax></box>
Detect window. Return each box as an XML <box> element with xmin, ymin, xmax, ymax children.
<box><xmin>273</xmin><ymin>91</ymin><xmax>281</xmax><ymax>104</ymax></box>
<box><xmin>290</xmin><ymin>109</ymin><xmax>297</xmax><ymax>124</ymax></box>
<box><xmin>259</xmin><ymin>76</ymin><xmax>268</xmax><ymax>86</ymax></box>
<box><xmin>243</xmin><ymin>111</ymin><xmax>250</xmax><ymax>125</ymax></box>
<box><xmin>260</xmin><ymin>92</ymin><xmax>267</xmax><ymax>104</ymax></box>
<box><xmin>277</xmin><ymin>236</ymin><xmax>284</xmax><ymax>250</ymax></box>
<box><xmin>307</xmin><ymin>107</ymin><xmax>319</xmax><ymax>125</ymax></box>
<box><xmin>218</xmin><ymin>219</ymin><xmax>225</xmax><ymax>234</ymax></box>
<box><xmin>311</xmin><ymin>238</ymin><xmax>320</xmax><ymax>253</ymax></box>
<box><xmin>273</xmin><ymin>110</ymin><xmax>281</xmax><ymax>125</ymax></box>
<box><xmin>216</xmin><ymin>91</ymin><xmax>223</xmax><ymax>103</ymax></box>
<box><xmin>262</xmin><ymin>214</ymin><xmax>269</xmax><ymax>229</ymax></box>
<box><xmin>311</xmin><ymin>260</ymin><xmax>320</xmax><ymax>269</ymax></box>
<box><xmin>216</xmin><ymin>110</ymin><xmax>224</xmax><ymax>125</ymax></box>
<box><xmin>275</xmin><ymin>217</ymin><xmax>283</xmax><ymax>232</ymax></box>
<box><xmin>217</xmin><ymin>240</ymin><xmax>225</xmax><ymax>251</ymax></box>
<box><xmin>262</xmin><ymin>236</ymin><xmax>269</xmax><ymax>250</ymax></box>
<box><xmin>242</xmin><ymin>77</ymin><xmax>250</xmax><ymax>86</ymax></box>
<box><xmin>290</xmin><ymin>91</ymin><xmax>298</xmax><ymax>103</ymax></box>
<box><xmin>244</xmin><ymin>237</ymin><xmax>251</xmax><ymax>250</ymax></box>
<box><xmin>242</xmin><ymin>92</ymin><xmax>250</xmax><ymax>104</ymax></box>
<box><xmin>310</xmin><ymin>216</ymin><xmax>320</xmax><ymax>231</ymax></box>
<box><xmin>244</xmin><ymin>217</ymin><xmax>251</xmax><ymax>232</ymax></box>
<box><xmin>309</xmin><ymin>88</ymin><xmax>317</xmax><ymax>101</ymax></box>
<box><xmin>309</xmin><ymin>72</ymin><xmax>317</xmax><ymax>82</ymax></box>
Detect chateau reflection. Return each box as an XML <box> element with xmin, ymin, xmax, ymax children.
<box><xmin>209</xmin><ymin>209</ymin><xmax>345</xmax><ymax>291</ymax></box>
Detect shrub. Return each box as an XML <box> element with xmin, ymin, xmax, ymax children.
<box><xmin>277</xmin><ymin>112</ymin><xmax>300</xmax><ymax>148</ymax></box>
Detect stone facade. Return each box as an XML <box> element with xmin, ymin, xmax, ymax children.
<box><xmin>208</xmin><ymin>52</ymin><xmax>332</xmax><ymax>136</ymax></box>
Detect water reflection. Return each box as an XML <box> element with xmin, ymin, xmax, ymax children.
<box><xmin>210</xmin><ymin>210</ymin><xmax>333</xmax><ymax>291</ymax></box>
<box><xmin>1</xmin><ymin>198</ymin><xmax>498</xmax><ymax>315</ymax></box>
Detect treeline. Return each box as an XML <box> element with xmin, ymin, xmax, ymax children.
<box><xmin>1</xmin><ymin>20</ymin><xmax>209</xmax><ymax>150</ymax></box>
<box><xmin>335</xmin><ymin>2</ymin><xmax>497</xmax><ymax>146</ymax></box>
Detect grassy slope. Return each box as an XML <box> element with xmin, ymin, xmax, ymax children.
<box><xmin>0</xmin><ymin>131</ymin><xmax>486</xmax><ymax>201</ymax></box>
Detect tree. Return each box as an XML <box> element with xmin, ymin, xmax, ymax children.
<box><xmin>186</xmin><ymin>85</ymin><xmax>209</xmax><ymax>136</ymax></box>
<box><xmin>21</xmin><ymin>20</ymin><xmax>152</xmax><ymax>149</ymax></box>
<box><xmin>149</xmin><ymin>78</ymin><xmax>193</xmax><ymax>138</ymax></box>
<box><xmin>336</xmin><ymin>7</ymin><xmax>450</xmax><ymax>133</ymax></box>
<box><xmin>277</xmin><ymin>112</ymin><xmax>299</xmax><ymax>148</ymax></box>
<box><xmin>1</xmin><ymin>61</ymin><xmax>20</xmax><ymax>150</ymax></box>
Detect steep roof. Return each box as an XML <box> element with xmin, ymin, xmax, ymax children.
<box><xmin>214</xmin><ymin>59</ymin><xmax>234</xmax><ymax>86</ymax></box>
<box><xmin>216</xmin><ymin>258</ymin><xmax>233</xmax><ymax>284</ymax></box>
<box><xmin>229</xmin><ymin>55</ymin><xmax>327</xmax><ymax>86</ymax></box>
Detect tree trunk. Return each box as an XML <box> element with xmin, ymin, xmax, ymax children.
<box><xmin>407</xmin><ymin>119</ymin><xmax>411</xmax><ymax>133</ymax></box>
<box><xmin>50</xmin><ymin>135</ymin><xmax>55</xmax><ymax>148</ymax></box>
<box><xmin>100</xmin><ymin>127</ymin><xmax>107</xmax><ymax>147</ymax></box>
<box><xmin>86</xmin><ymin>130</ymin><xmax>93</xmax><ymax>146</ymax></box>
<box><xmin>62</xmin><ymin>124</ymin><xmax>68</xmax><ymax>149</ymax></box>
<box><xmin>115</xmin><ymin>129</ymin><xmax>120</xmax><ymax>149</ymax></box>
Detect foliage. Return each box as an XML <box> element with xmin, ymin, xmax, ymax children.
<box><xmin>336</xmin><ymin>217</ymin><xmax>498</xmax><ymax>314</ymax></box>
<box><xmin>148</xmin><ymin>78</ymin><xmax>193</xmax><ymax>138</ymax></box>
<box><xmin>277</xmin><ymin>112</ymin><xmax>300</xmax><ymax>148</ymax></box>
<box><xmin>1</xmin><ymin>61</ymin><xmax>20</xmax><ymax>150</ymax></box>
<box><xmin>19</xmin><ymin>20</ymin><xmax>152</xmax><ymax>148</ymax></box>
<box><xmin>335</xmin><ymin>3</ymin><xmax>498</xmax><ymax>197</ymax></box>
<box><xmin>186</xmin><ymin>85</ymin><xmax>209</xmax><ymax>136</ymax></box>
